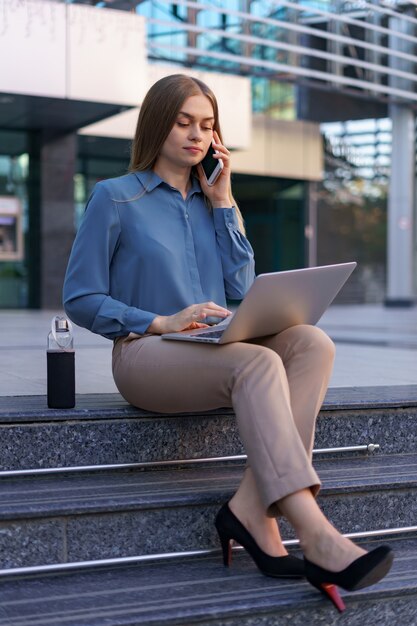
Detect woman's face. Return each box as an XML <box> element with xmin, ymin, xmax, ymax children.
<box><xmin>157</xmin><ymin>94</ymin><xmax>215</xmax><ymax>172</ymax></box>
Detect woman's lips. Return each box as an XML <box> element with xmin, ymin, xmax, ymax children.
<box><xmin>184</xmin><ymin>147</ymin><xmax>203</xmax><ymax>154</ymax></box>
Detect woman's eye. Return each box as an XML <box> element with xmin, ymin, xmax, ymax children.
<box><xmin>202</xmin><ymin>127</ymin><xmax>213</xmax><ymax>131</ymax></box>
<box><xmin>177</xmin><ymin>122</ymin><xmax>189</xmax><ymax>127</ymax></box>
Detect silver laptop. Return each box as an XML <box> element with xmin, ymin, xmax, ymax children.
<box><xmin>162</xmin><ymin>262</ymin><xmax>356</xmax><ymax>344</ymax></box>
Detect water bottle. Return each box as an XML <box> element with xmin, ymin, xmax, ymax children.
<box><xmin>47</xmin><ymin>315</ymin><xmax>75</xmax><ymax>409</ymax></box>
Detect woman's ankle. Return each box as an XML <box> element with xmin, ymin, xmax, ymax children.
<box><xmin>300</xmin><ymin>527</ymin><xmax>366</xmax><ymax>571</ymax></box>
<box><xmin>228</xmin><ymin>497</ymin><xmax>288</xmax><ymax>557</ymax></box>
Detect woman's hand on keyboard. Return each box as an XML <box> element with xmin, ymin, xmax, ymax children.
<box><xmin>147</xmin><ymin>302</ymin><xmax>232</xmax><ymax>334</ymax></box>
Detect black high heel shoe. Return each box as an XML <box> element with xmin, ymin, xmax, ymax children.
<box><xmin>215</xmin><ymin>502</ymin><xmax>305</xmax><ymax>578</ymax></box>
<box><xmin>305</xmin><ymin>545</ymin><xmax>394</xmax><ymax>612</ymax></box>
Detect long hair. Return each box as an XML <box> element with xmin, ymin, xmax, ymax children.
<box><xmin>129</xmin><ymin>74</ymin><xmax>245</xmax><ymax>233</ymax></box>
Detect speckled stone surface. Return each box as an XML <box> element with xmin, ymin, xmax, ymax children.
<box><xmin>315</xmin><ymin>407</ymin><xmax>417</xmax><ymax>456</ymax></box>
<box><xmin>1</xmin><ymin>387</ymin><xmax>416</xmax><ymax>570</ymax></box>
<box><xmin>0</xmin><ymin>454</ymin><xmax>415</xmax><ymax>566</ymax></box>
<box><xmin>0</xmin><ymin>520</ymin><xmax>64</xmax><ymax>568</ymax></box>
<box><xmin>66</xmin><ymin>505</ymin><xmax>219</xmax><ymax>562</ymax></box>
<box><xmin>1</xmin><ymin>454</ymin><xmax>416</xmax><ymax>520</ymax></box>
<box><xmin>65</xmin><ymin>485</ymin><xmax>417</xmax><ymax>562</ymax></box>
<box><xmin>0</xmin><ymin>537</ymin><xmax>415</xmax><ymax>626</ymax></box>
<box><xmin>1</xmin><ymin>385</ymin><xmax>417</xmax><ymax>422</ymax></box>
<box><xmin>278</xmin><ymin>488</ymin><xmax>417</xmax><ymax>540</ymax></box>
<box><xmin>1</xmin><ymin>393</ymin><xmax>417</xmax><ymax>470</ymax></box>
<box><xmin>0</xmin><ymin>414</ymin><xmax>245</xmax><ymax>470</ymax></box>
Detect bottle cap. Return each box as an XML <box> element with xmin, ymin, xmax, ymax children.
<box><xmin>51</xmin><ymin>315</ymin><xmax>73</xmax><ymax>349</ymax></box>
<box><xmin>55</xmin><ymin>318</ymin><xmax>69</xmax><ymax>332</ymax></box>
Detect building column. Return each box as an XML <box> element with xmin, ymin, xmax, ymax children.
<box><xmin>386</xmin><ymin>105</ymin><xmax>415</xmax><ymax>306</ymax></box>
<box><xmin>386</xmin><ymin>14</ymin><xmax>416</xmax><ymax>306</ymax></box>
<box><xmin>305</xmin><ymin>180</ymin><xmax>317</xmax><ymax>268</ymax></box>
<box><xmin>27</xmin><ymin>131</ymin><xmax>42</xmax><ymax>309</ymax></box>
<box><xmin>40</xmin><ymin>133</ymin><xmax>76</xmax><ymax>309</ymax></box>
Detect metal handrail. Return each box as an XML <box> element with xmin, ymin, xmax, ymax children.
<box><xmin>0</xmin><ymin>524</ymin><xmax>414</xmax><ymax>578</ymax></box>
<box><xmin>0</xmin><ymin>443</ymin><xmax>379</xmax><ymax>478</ymax></box>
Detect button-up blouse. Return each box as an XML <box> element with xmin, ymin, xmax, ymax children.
<box><xmin>63</xmin><ymin>170</ymin><xmax>255</xmax><ymax>339</ymax></box>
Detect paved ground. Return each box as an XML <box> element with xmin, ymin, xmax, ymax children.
<box><xmin>0</xmin><ymin>304</ymin><xmax>416</xmax><ymax>396</ymax></box>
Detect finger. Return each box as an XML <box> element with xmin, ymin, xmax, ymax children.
<box><xmin>212</xmin><ymin>147</ymin><xmax>230</xmax><ymax>171</ymax></box>
<box><xmin>212</xmin><ymin>151</ymin><xmax>229</xmax><ymax>164</ymax></box>
<box><xmin>184</xmin><ymin>321</ymin><xmax>210</xmax><ymax>330</ymax></box>
<box><xmin>200</xmin><ymin>307</ymin><xmax>232</xmax><ymax>318</ymax></box>
<box><xmin>197</xmin><ymin>162</ymin><xmax>210</xmax><ymax>178</ymax></box>
<box><xmin>189</xmin><ymin>303</ymin><xmax>232</xmax><ymax>321</ymax></box>
<box><xmin>205</xmin><ymin>301</ymin><xmax>233</xmax><ymax>314</ymax></box>
<box><xmin>196</xmin><ymin>163</ymin><xmax>210</xmax><ymax>188</ymax></box>
<box><xmin>212</xmin><ymin>134</ymin><xmax>229</xmax><ymax>153</ymax></box>
<box><xmin>212</xmin><ymin>143</ymin><xmax>230</xmax><ymax>157</ymax></box>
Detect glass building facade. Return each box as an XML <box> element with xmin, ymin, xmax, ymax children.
<box><xmin>0</xmin><ymin>0</ymin><xmax>416</xmax><ymax>307</ymax></box>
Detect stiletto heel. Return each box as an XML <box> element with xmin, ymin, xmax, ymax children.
<box><xmin>218</xmin><ymin>532</ymin><xmax>232</xmax><ymax>566</ymax></box>
<box><xmin>215</xmin><ymin>502</ymin><xmax>305</xmax><ymax>578</ymax></box>
<box><xmin>305</xmin><ymin>545</ymin><xmax>393</xmax><ymax>612</ymax></box>
<box><xmin>319</xmin><ymin>583</ymin><xmax>346</xmax><ymax>613</ymax></box>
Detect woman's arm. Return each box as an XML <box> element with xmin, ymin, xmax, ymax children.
<box><xmin>64</xmin><ymin>182</ymin><xmax>233</xmax><ymax>338</ymax></box>
<box><xmin>63</xmin><ymin>182</ymin><xmax>157</xmax><ymax>339</ymax></box>
<box><xmin>211</xmin><ymin>206</ymin><xmax>256</xmax><ymax>300</ymax></box>
<box><xmin>197</xmin><ymin>131</ymin><xmax>256</xmax><ymax>300</ymax></box>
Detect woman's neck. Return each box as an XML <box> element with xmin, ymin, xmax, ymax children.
<box><xmin>153</xmin><ymin>161</ymin><xmax>191</xmax><ymax>200</ymax></box>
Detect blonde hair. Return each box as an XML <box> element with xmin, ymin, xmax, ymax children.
<box><xmin>129</xmin><ymin>74</ymin><xmax>245</xmax><ymax>233</ymax></box>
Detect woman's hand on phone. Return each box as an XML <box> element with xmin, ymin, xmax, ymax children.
<box><xmin>197</xmin><ymin>131</ymin><xmax>232</xmax><ymax>207</ymax></box>
<box><xmin>147</xmin><ymin>301</ymin><xmax>232</xmax><ymax>334</ymax></box>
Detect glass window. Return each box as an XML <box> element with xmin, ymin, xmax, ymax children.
<box><xmin>0</xmin><ymin>131</ymin><xmax>29</xmax><ymax>308</ymax></box>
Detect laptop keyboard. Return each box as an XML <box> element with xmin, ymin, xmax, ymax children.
<box><xmin>195</xmin><ymin>329</ymin><xmax>224</xmax><ymax>339</ymax></box>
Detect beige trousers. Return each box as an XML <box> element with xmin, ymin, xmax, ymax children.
<box><xmin>112</xmin><ymin>325</ymin><xmax>335</xmax><ymax>517</ymax></box>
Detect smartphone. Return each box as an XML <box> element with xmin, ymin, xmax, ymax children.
<box><xmin>200</xmin><ymin>143</ymin><xmax>224</xmax><ymax>186</ymax></box>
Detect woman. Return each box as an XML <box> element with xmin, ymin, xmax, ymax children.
<box><xmin>63</xmin><ymin>74</ymin><xmax>393</xmax><ymax>612</ymax></box>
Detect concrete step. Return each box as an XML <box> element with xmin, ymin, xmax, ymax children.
<box><xmin>1</xmin><ymin>386</ymin><xmax>417</xmax><ymax>470</ymax></box>
<box><xmin>1</xmin><ymin>536</ymin><xmax>416</xmax><ymax>626</ymax></box>
<box><xmin>1</xmin><ymin>453</ymin><xmax>416</xmax><ymax>568</ymax></box>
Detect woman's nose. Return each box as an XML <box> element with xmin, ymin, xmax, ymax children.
<box><xmin>188</xmin><ymin>124</ymin><xmax>203</xmax><ymax>141</ymax></box>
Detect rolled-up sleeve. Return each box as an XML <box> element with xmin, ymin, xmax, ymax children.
<box><xmin>63</xmin><ymin>183</ymin><xmax>157</xmax><ymax>339</ymax></box>
<box><xmin>213</xmin><ymin>207</ymin><xmax>256</xmax><ymax>299</ymax></box>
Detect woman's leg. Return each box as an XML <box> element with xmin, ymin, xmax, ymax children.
<box><xmin>229</xmin><ymin>466</ymin><xmax>288</xmax><ymax>556</ymax></box>
<box><xmin>229</xmin><ymin>325</ymin><xmax>335</xmax><ymax>555</ymax></box>
<box><xmin>112</xmin><ymin>334</ymin><xmax>383</xmax><ymax>577</ymax></box>
<box><xmin>114</xmin><ymin>334</ymin><xmax>314</xmax><ymax>558</ymax></box>
<box><xmin>253</xmin><ymin>324</ymin><xmax>336</xmax><ymax>457</ymax></box>
<box><xmin>278</xmin><ymin>488</ymin><xmax>365</xmax><ymax>571</ymax></box>
<box><xmin>113</xmin><ymin>334</ymin><xmax>319</xmax><ymax>509</ymax></box>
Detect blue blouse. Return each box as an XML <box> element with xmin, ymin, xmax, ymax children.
<box><xmin>63</xmin><ymin>170</ymin><xmax>255</xmax><ymax>339</ymax></box>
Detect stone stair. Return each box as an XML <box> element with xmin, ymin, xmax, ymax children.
<box><xmin>1</xmin><ymin>536</ymin><xmax>416</xmax><ymax>626</ymax></box>
<box><xmin>0</xmin><ymin>386</ymin><xmax>416</xmax><ymax>624</ymax></box>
